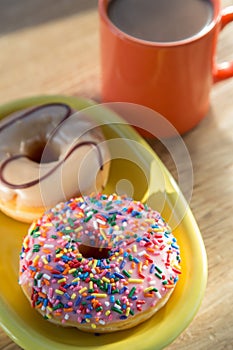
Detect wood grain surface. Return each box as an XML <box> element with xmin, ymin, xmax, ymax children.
<box><xmin>0</xmin><ymin>1</ymin><xmax>233</xmax><ymax>349</ymax></box>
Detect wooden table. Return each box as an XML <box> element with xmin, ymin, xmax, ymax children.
<box><xmin>0</xmin><ymin>1</ymin><xmax>233</xmax><ymax>349</ymax></box>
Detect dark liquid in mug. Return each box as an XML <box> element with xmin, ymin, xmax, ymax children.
<box><xmin>108</xmin><ymin>0</ymin><xmax>214</xmax><ymax>42</ymax></box>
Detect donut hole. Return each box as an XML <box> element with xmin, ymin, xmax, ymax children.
<box><xmin>79</xmin><ymin>244</ymin><xmax>111</xmax><ymax>260</ymax></box>
<box><xmin>25</xmin><ymin>139</ymin><xmax>60</xmax><ymax>163</ymax></box>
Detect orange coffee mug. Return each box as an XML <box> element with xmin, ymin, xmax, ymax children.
<box><xmin>99</xmin><ymin>0</ymin><xmax>233</xmax><ymax>135</ymax></box>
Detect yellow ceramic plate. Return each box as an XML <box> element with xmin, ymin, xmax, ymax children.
<box><xmin>0</xmin><ymin>95</ymin><xmax>207</xmax><ymax>350</ymax></box>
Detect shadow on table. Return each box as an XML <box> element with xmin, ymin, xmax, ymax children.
<box><xmin>0</xmin><ymin>0</ymin><xmax>97</xmax><ymax>35</ymax></box>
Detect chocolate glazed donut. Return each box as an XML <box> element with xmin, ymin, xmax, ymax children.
<box><xmin>0</xmin><ymin>103</ymin><xmax>110</xmax><ymax>223</ymax></box>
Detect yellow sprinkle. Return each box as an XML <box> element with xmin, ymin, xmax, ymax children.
<box><xmin>145</xmin><ymin>219</ymin><xmax>154</xmax><ymax>223</ymax></box>
<box><xmin>117</xmin><ymin>256</ymin><xmax>124</xmax><ymax>262</ymax></box>
<box><xmin>100</xmin><ymin>228</ymin><xmax>107</xmax><ymax>240</ymax></box>
<box><xmin>128</xmin><ymin>279</ymin><xmax>144</xmax><ymax>283</ymax></box>
<box><xmin>102</xmin><ymin>277</ymin><xmax>110</xmax><ymax>283</ymax></box>
<box><xmin>55</xmin><ymin>289</ymin><xmax>64</xmax><ymax>295</ymax></box>
<box><xmin>42</xmin><ymin>257</ymin><xmax>48</xmax><ymax>264</ymax></box>
<box><xmin>58</xmin><ymin>278</ymin><xmax>66</xmax><ymax>284</ymax></box>
<box><xmin>47</xmin><ymin>307</ymin><xmax>53</xmax><ymax>312</ymax></box>
<box><xmin>44</xmin><ymin>223</ymin><xmax>53</xmax><ymax>227</ymax></box>
<box><xmin>63</xmin><ymin>248</ymin><xmax>68</xmax><ymax>253</ymax></box>
<box><xmin>32</xmin><ymin>255</ymin><xmax>40</xmax><ymax>266</ymax></box>
<box><xmin>56</xmin><ymin>253</ymin><xmax>63</xmax><ymax>258</ymax></box>
<box><xmin>114</xmin><ymin>225</ymin><xmax>119</xmax><ymax>231</ymax></box>
<box><xmin>125</xmin><ymin>307</ymin><xmax>130</xmax><ymax>317</ymax></box>
<box><xmin>71</xmin><ymin>293</ymin><xmax>76</xmax><ymax>300</ymax></box>
<box><xmin>89</xmin><ymin>281</ymin><xmax>94</xmax><ymax>290</ymax></box>
<box><xmin>132</xmin><ymin>244</ymin><xmax>137</xmax><ymax>253</ymax></box>
<box><xmin>72</xmin><ymin>277</ymin><xmax>80</xmax><ymax>283</ymax></box>
<box><xmin>144</xmin><ymin>286</ymin><xmax>155</xmax><ymax>293</ymax></box>
<box><xmin>92</xmin><ymin>260</ymin><xmax>98</xmax><ymax>269</ymax></box>
<box><xmin>79</xmin><ymin>287</ymin><xmax>87</xmax><ymax>294</ymax></box>
<box><xmin>88</xmin><ymin>261</ymin><xmax>93</xmax><ymax>267</ymax></box>
<box><xmin>46</xmin><ymin>314</ymin><xmax>52</xmax><ymax>319</ymax></box>
<box><xmin>105</xmin><ymin>310</ymin><xmax>111</xmax><ymax>316</ymax></box>
<box><xmin>91</xmin><ymin>323</ymin><xmax>97</xmax><ymax>329</ymax></box>
<box><xmin>85</xmin><ymin>318</ymin><xmax>90</xmax><ymax>323</ymax></box>
<box><xmin>91</xmin><ymin>293</ymin><xmax>107</xmax><ymax>298</ymax></box>
<box><xmin>68</xmin><ymin>268</ymin><xmax>77</xmax><ymax>274</ymax></box>
<box><xmin>74</xmin><ymin>226</ymin><xmax>83</xmax><ymax>232</ymax></box>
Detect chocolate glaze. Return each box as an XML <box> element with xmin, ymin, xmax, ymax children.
<box><xmin>0</xmin><ymin>103</ymin><xmax>104</xmax><ymax>189</ymax></box>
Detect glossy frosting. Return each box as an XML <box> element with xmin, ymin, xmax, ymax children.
<box><xmin>0</xmin><ymin>103</ymin><xmax>109</xmax><ymax>208</ymax></box>
<box><xmin>19</xmin><ymin>194</ymin><xmax>181</xmax><ymax>330</ymax></box>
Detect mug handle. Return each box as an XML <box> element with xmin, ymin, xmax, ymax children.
<box><xmin>213</xmin><ymin>6</ymin><xmax>233</xmax><ymax>83</ymax></box>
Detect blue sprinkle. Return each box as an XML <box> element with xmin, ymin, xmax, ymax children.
<box><xmin>74</xmin><ymin>296</ymin><xmax>82</xmax><ymax>306</ymax></box>
<box><xmin>171</xmin><ymin>243</ymin><xmax>179</xmax><ymax>249</ymax></box>
<box><xmin>64</xmin><ymin>293</ymin><xmax>71</xmax><ymax>300</ymax></box>
<box><xmin>55</xmin><ymin>264</ymin><xmax>65</xmax><ymax>272</ymax></box>
<box><xmin>29</xmin><ymin>266</ymin><xmax>37</xmax><ymax>271</ymax></box>
<box><xmin>119</xmin><ymin>286</ymin><xmax>128</xmax><ymax>294</ymax></box>
<box><xmin>110</xmin><ymin>295</ymin><xmax>115</xmax><ymax>303</ymax></box>
<box><xmin>123</xmin><ymin>252</ymin><xmax>129</xmax><ymax>258</ymax></box>
<box><xmin>131</xmin><ymin>295</ymin><xmax>138</xmax><ymax>300</ymax></box>
<box><xmin>120</xmin><ymin>315</ymin><xmax>128</xmax><ymax>320</ymax></box>
<box><xmin>84</xmin><ymin>314</ymin><xmax>92</xmax><ymax>319</ymax></box>
<box><xmin>86</xmin><ymin>295</ymin><xmax>95</xmax><ymax>300</ymax></box>
<box><xmin>136</xmin><ymin>237</ymin><xmax>142</xmax><ymax>242</ymax></box>
<box><xmin>133</xmin><ymin>257</ymin><xmax>140</xmax><ymax>263</ymax></box>
<box><xmin>119</xmin><ymin>260</ymin><xmax>126</xmax><ymax>269</ymax></box>
<box><xmin>114</xmin><ymin>272</ymin><xmax>125</xmax><ymax>279</ymax></box>
<box><xmin>52</xmin><ymin>274</ymin><xmax>64</xmax><ymax>279</ymax></box>
<box><xmin>150</xmin><ymin>264</ymin><xmax>155</xmax><ymax>273</ymax></box>
<box><xmin>43</xmin><ymin>299</ymin><xmax>48</xmax><ymax>307</ymax></box>
<box><xmin>107</xmin><ymin>284</ymin><xmax>112</xmax><ymax>295</ymax></box>
<box><xmin>108</xmin><ymin>227</ymin><xmax>114</xmax><ymax>234</ymax></box>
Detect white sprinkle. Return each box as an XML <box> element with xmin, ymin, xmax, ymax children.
<box><xmin>44</xmin><ymin>244</ymin><xmax>54</xmax><ymax>248</ymax></box>
<box><xmin>138</xmin><ymin>250</ymin><xmax>146</xmax><ymax>257</ymax></box>
<box><xmin>114</xmin><ymin>303</ymin><xmax>121</xmax><ymax>310</ymax></box>
<box><xmin>26</xmin><ymin>252</ymin><xmax>32</xmax><ymax>261</ymax></box>
<box><xmin>149</xmin><ymin>281</ymin><xmax>156</xmax><ymax>285</ymax></box>
<box><xmin>93</xmin><ymin>220</ymin><xmax>98</xmax><ymax>230</ymax></box>
<box><xmin>43</xmin><ymin>274</ymin><xmax>51</xmax><ymax>280</ymax></box>
<box><xmin>97</xmin><ymin>219</ymin><xmax>106</xmax><ymax>225</ymax></box>
<box><xmin>155</xmin><ymin>291</ymin><xmax>162</xmax><ymax>299</ymax></box>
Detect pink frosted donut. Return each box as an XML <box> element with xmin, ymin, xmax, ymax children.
<box><xmin>19</xmin><ymin>193</ymin><xmax>181</xmax><ymax>333</ymax></box>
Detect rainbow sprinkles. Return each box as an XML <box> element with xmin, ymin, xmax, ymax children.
<box><xmin>19</xmin><ymin>193</ymin><xmax>181</xmax><ymax>332</ymax></box>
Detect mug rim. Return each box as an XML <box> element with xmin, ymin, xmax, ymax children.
<box><xmin>98</xmin><ymin>0</ymin><xmax>221</xmax><ymax>47</ymax></box>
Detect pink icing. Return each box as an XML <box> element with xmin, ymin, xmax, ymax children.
<box><xmin>19</xmin><ymin>193</ymin><xmax>181</xmax><ymax>329</ymax></box>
